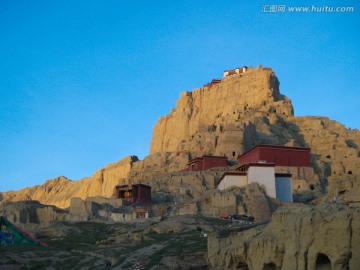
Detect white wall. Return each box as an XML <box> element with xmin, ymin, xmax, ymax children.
<box><xmin>275</xmin><ymin>176</ymin><xmax>293</xmax><ymax>202</ymax></box>
<box><xmin>217</xmin><ymin>175</ymin><xmax>247</xmax><ymax>190</ymax></box>
<box><xmin>247</xmin><ymin>166</ymin><xmax>276</xmax><ymax>198</ymax></box>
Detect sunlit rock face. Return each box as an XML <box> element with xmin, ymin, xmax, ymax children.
<box><xmin>1</xmin><ymin>65</ymin><xmax>360</xmax><ymax>209</ymax></box>
<box><xmin>207</xmin><ymin>203</ymin><xmax>360</xmax><ymax>270</ymax></box>
<box><xmin>150</xmin><ymin>66</ymin><xmax>294</xmax><ymax>159</ymax></box>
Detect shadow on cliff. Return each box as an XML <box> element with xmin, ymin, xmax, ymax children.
<box><xmin>243</xmin><ymin>119</ymin><xmax>328</xmax><ymax>194</ymax></box>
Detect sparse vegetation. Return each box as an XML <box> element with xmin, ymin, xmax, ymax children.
<box><xmin>0</xmin><ymin>218</ymin><xmax>213</xmax><ymax>269</ymax></box>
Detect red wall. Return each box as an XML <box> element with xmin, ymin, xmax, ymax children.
<box><xmin>133</xmin><ymin>185</ymin><xmax>152</xmax><ymax>203</ymax></box>
<box><xmin>193</xmin><ymin>160</ymin><xmax>203</xmax><ymax>171</ymax></box>
<box><xmin>202</xmin><ymin>157</ymin><xmax>228</xmax><ymax>170</ymax></box>
<box><xmin>259</xmin><ymin>148</ymin><xmax>310</xmax><ymax>167</ymax></box>
<box><xmin>185</xmin><ymin>158</ymin><xmax>203</xmax><ymax>171</ymax></box>
<box><xmin>237</xmin><ymin>151</ymin><xmax>261</xmax><ymax>164</ymax></box>
<box><xmin>186</xmin><ymin>156</ymin><xmax>227</xmax><ymax>171</ymax></box>
<box><xmin>238</xmin><ymin>146</ymin><xmax>311</xmax><ymax>167</ymax></box>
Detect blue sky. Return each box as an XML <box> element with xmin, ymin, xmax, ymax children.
<box><xmin>1</xmin><ymin>1</ymin><xmax>359</xmax><ymax>192</ymax></box>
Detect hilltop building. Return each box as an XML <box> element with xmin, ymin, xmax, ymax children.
<box><xmin>203</xmin><ymin>79</ymin><xmax>221</xmax><ymax>88</ymax></box>
<box><xmin>223</xmin><ymin>66</ymin><xmax>248</xmax><ymax>77</ymax></box>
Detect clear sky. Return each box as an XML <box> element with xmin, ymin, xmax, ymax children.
<box><xmin>1</xmin><ymin>1</ymin><xmax>359</xmax><ymax>192</ymax></box>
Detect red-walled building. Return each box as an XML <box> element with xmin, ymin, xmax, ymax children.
<box><xmin>237</xmin><ymin>144</ymin><xmax>311</xmax><ymax>167</ymax></box>
<box><xmin>203</xmin><ymin>79</ymin><xmax>221</xmax><ymax>88</ymax></box>
<box><xmin>115</xmin><ymin>183</ymin><xmax>152</xmax><ymax>204</ymax></box>
<box><xmin>185</xmin><ymin>155</ymin><xmax>228</xmax><ymax>171</ymax></box>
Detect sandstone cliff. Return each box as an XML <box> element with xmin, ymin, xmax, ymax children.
<box><xmin>148</xmin><ymin>65</ymin><xmax>360</xmax><ymax>202</ymax></box>
<box><xmin>207</xmin><ymin>203</ymin><xmax>360</xmax><ymax>269</ymax></box>
<box><xmin>1</xmin><ymin>65</ymin><xmax>360</xmax><ymax>208</ymax></box>
<box><xmin>150</xmin><ymin>66</ymin><xmax>294</xmax><ymax>159</ymax></box>
<box><xmin>0</xmin><ymin>156</ymin><xmax>138</xmax><ymax>208</ymax></box>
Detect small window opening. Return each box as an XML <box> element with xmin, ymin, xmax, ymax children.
<box><xmin>309</xmin><ymin>184</ymin><xmax>315</xmax><ymax>191</ymax></box>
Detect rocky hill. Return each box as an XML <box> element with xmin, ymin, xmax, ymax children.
<box><xmin>0</xmin><ymin>156</ymin><xmax>138</xmax><ymax>208</ymax></box>
<box><xmin>208</xmin><ymin>202</ymin><xmax>360</xmax><ymax>269</ymax></box>
<box><xmin>1</xmin><ymin>65</ymin><xmax>359</xmax><ymax>208</ymax></box>
<box><xmin>150</xmin><ymin>65</ymin><xmax>294</xmax><ymax>158</ymax></box>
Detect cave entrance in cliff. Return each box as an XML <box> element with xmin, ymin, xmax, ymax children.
<box><xmin>315</xmin><ymin>253</ymin><xmax>331</xmax><ymax>270</ymax></box>
<box><xmin>262</xmin><ymin>262</ymin><xmax>280</xmax><ymax>270</ymax></box>
<box><xmin>237</xmin><ymin>261</ymin><xmax>249</xmax><ymax>270</ymax></box>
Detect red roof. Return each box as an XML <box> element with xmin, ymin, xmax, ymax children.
<box><xmin>187</xmin><ymin>155</ymin><xmax>227</xmax><ymax>165</ymax></box>
<box><xmin>132</xmin><ymin>183</ymin><xmax>151</xmax><ymax>189</ymax></box>
<box><xmin>211</xmin><ymin>79</ymin><xmax>221</xmax><ymax>83</ymax></box>
<box><xmin>239</xmin><ymin>144</ymin><xmax>310</xmax><ymax>158</ymax></box>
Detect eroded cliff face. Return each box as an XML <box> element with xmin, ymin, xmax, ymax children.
<box><xmin>237</xmin><ymin>115</ymin><xmax>360</xmax><ymax>197</ymax></box>
<box><xmin>148</xmin><ymin>65</ymin><xmax>360</xmax><ymax>201</ymax></box>
<box><xmin>150</xmin><ymin>66</ymin><xmax>294</xmax><ymax>159</ymax></box>
<box><xmin>0</xmin><ymin>156</ymin><xmax>138</xmax><ymax>208</ymax></box>
<box><xmin>207</xmin><ymin>203</ymin><xmax>360</xmax><ymax>270</ymax></box>
<box><xmin>290</xmin><ymin>116</ymin><xmax>360</xmax><ymax>201</ymax></box>
<box><xmin>1</xmin><ymin>65</ymin><xmax>360</xmax><ymax>208</ymax></box>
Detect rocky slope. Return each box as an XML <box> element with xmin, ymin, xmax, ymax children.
<box><xmin>207</xmin><ymin>203</ymin><xmax>360</xmax><ymax>269</ymax></box>
<box><xmin>1</xmin><ymin>65</ymin><xmax>359</xmax><ymax>208</ymax></box>
<box><xmin>0</xmin><ymin>156</ymin><xmax>138</xmax><ymax>208</ymax></box>
<box><xmin>148</xmin><ymin>65</ymin><xmax>360</xmax><ymax>202</ymax></box>
<box><xmin>1</xmin><ymin>175</ymin><xmax>278</xmax><ymax>225</ymax></box>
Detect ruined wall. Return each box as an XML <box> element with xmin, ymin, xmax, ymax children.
<box><xmin>0</xmin><ymin>201</ymin><xmax>67</xmax><ymax>224</ymax></box>
<box><xmin>173</xmin><ymin>183</ymin><xmax>275</xmax><ymax>221</ymax></box>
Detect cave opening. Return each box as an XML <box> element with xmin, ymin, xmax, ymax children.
<box><xmin>237</xmin><ymin>261</ymin><xmax>249</xmax><ymax>270</ymax></box>
<box><xmin>263</xmin><ymin>262</ymin><xmax>279</xmax><ymax>270</ymax></box>
<box><xmin>315</xmin><ymin>253</ymin><xmax>331</xmax><ymax>270</ymax></box>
